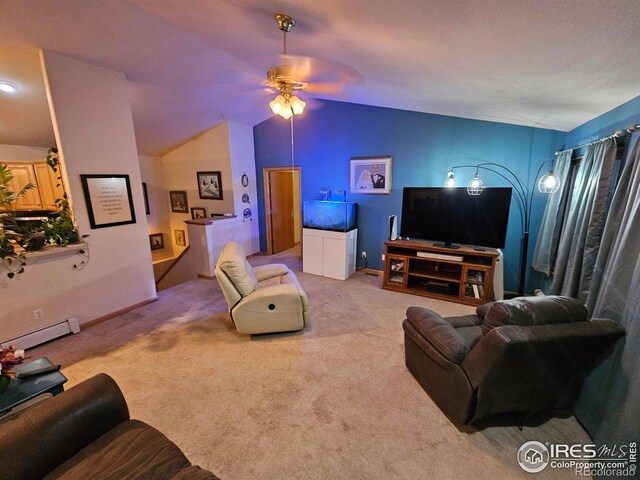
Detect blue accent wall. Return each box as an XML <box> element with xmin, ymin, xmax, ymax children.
<box><xmin>565</xmin><ymin>94</ymin><xmax>640</xmax><ymax>146</ymax></box>
<box><xmin>254</xmin><ymin>100</ymin><xmax>566</xmax><ymax>293</ymax></box>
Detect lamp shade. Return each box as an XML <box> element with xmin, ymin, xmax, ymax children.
<box><xmin>269</xmin><ymin>94</ymin><xmax>286</xmax><ymax>115</ymax></box>
<box><xmin>280</xmin><ymin>105</ymin><xmax>293</xmax><ymax>119</ymax></box>
<box><xmin>290</xmin><ymin>95</ymin><xmax>306</xmax><ymax>115</ymax></box>
<box><xmin>467</xmin><ymin>173</ymin><xmax>483</xmax><ymax>195</ymax></box>
<box><xmin>444</xmin><ymin>171</ymin><xmax>456</xmax><ymax>187</ymax></box>
<box><xmin>538</xmin><ymin>170</ymin><xmax>560</xmax><ymax>193</ymax></box>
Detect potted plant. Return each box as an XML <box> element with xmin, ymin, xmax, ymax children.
<box><xmin>0</xmin><ymin>154</ymin><xmax>87</xmax><ymax>279</ymax></box>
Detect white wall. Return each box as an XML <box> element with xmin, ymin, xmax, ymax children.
<box><xmin>139</xmin><ymin>155</ymin><xmax>174</xmax><ymax>260</ymax></box>
<box><xmin>228</xmin><ymin>121</ymin><xmax>260</xmax><ymax>254</ymax></box>
<box><xmin>0</xmin><ymin>51</ymin><xmax>157</xmax><ymax>342</ymax></box>
<box><xmin>159</xmin><ymin>121</ymin><xmax>260</xmax><ymax>259</ymax></box>
<box><xmin>0</xmin><ymin>144</ymin><xmax>49</xmax><ymax>162</ymax></box>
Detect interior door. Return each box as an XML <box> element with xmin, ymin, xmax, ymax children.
<box><xmin>267</xmin><ymin>170</ymin><xmax>295</xmax><ymax>253</ymax></box>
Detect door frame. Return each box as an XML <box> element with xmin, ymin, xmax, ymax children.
<box><xmin>263</xmin><ymin>166</ymin><xmax>302</xmax><ymax>255</ymax></box>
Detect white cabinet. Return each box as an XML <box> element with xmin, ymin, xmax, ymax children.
<box><xmin>302</xmin><ymin>228</ymin><xmax>357</xmax><ymax>280</ymax></box>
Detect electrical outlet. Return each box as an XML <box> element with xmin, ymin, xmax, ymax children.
<box><xmin>361</xmin><ymin>251</ymin><xmax>367</xmax><ymax>258</ymax></box>
<box><xmin>33</xmin><ymin>308</ymin><xmax>44</xmax><ymax>321</ymax></box>
<box><xmin>381</xmin><ymin>254</ymin><xmax>385</xmax><ymax>261</ymax></box>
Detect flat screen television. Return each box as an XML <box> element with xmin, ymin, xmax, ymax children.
<box><xmin>400</xmin><ymin>187</ymin><xmax>512</xmax><ymax>249</ymax></box>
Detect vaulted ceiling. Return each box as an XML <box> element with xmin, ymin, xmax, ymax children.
<box><xmin>1</xmin><ymin>0</ymin><xmax>639</xmax><ymax>156</ymax></box>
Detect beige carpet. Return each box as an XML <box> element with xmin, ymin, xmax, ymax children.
<box><xmin>31</xmin><ymin>248</ymin><xmax>591</xmax><ymax>479</ymax></box>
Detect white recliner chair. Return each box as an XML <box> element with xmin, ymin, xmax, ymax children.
<box><xmin>214</xmin><ymin>242</ymin><xmax>309</xmax><ymax>334</ymax></box>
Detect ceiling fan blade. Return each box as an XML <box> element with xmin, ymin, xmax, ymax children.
<box><xmin>278</xmin><ymin>54</ymin><xmax>363</xmax><ymax>85</ymax></box>
<box><xmin>305</xmin><ymin>82</ymin><xmax>344</xmax><ymax>95</ymax></box>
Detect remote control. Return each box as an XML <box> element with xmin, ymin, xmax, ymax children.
<box><xmin>16</xmin><ymin>364</ymin><xmax>61</xmax><ymax>379</ymax></box>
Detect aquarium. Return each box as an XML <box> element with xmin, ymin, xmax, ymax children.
<box><xmin>303</xmin><ymin>201</ymin><xmax>357</xmax><ymax>232</ymax></box>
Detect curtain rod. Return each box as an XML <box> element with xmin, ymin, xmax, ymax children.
<box><xmin>555</xmin><ymin>123</ymin><xmax>640</xmax><ymax>156</ymax></box>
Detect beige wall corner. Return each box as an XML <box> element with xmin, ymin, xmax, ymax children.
<box><xmin>0</xmin><ymin>51</ymin><xmax>157</xmax><ymax>342</ymax></box>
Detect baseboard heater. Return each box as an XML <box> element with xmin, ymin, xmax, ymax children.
<box><xmin>1</xmin><ymin>317</ymin><xmax>80</xmax><ymax>350</ymax></box>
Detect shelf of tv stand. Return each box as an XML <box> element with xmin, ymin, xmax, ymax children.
<box><xmin>382</xmin><ymin>239</ymin><xmax>498</xmax><ymax>306</ymax></box>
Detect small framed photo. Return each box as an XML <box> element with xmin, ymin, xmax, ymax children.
<box><xmin>190</xmin><ymin>207</ymin><xmax>206</xmax><ymax>219</ymax></box>
<box><xmin>169</xmin><ymin>190</ymin><xmax>189</xmax><ymax>213</ymax></box>
<box><xmin>350</xmin><ymin>156</ymin><xmax>392</xmax><ymax>194</ymax></box>
<box><xmin>149</xmin><ymin>233</ymin><xmax>164</xmax><ymax>250</ymax></box>
<box><xmin>197</xmin><ymin>171</ymin><xmax>223</xmax><ymax>200</ymax></box>
<box><xmin>174</xmin><ymin>229</ymin><xmax>186</xmax><ymax>246</ymax></box>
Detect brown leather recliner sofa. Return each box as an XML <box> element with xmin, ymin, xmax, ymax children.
<box><xmin>0</xmin><ymin>374</ymin><xmax>220</xmax><ymax>480</ymax></box>
<box><xmin>402</xmin><ymin>295</ymin><xmax>625</xmax><ymax>426</ymax></box>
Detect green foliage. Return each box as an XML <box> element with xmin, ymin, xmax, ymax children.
<box><xmin>42</xmin><ymin>213</ymin><xmax>80</xmax><ymax>246</ymax></box>
<box><xmin>0</xmin><ymin>164</ymin><xmax>35</xmax><ymax>211</ymax></box>
<box><xmin>46</xmin><ymin>147</ymin><xmax>60</xmax><ymax>172</ymax></box>
<box><xmin>0</xmin><ymin>157</ymin><xmax>86</xmax><ymax>279</ymax></box>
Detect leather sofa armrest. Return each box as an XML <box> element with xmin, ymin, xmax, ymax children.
<box><xmin>0</xmin><ymin>373</ymin><xmax>129</xmax><ymax>480</ymax></box>
<box><xmin>405</xmin><ymin>307</ymin><xmax>470</xmax><ymax>365</ymax></box>
<box><xmin>253</xmin><ymin>263</ymin><xmax>289</xmax><ymax>281</ymax></box>
<box><xmin>462</xmin><ymin>320</ymin><xmax>625</xmax><ymax>389</ymax></box>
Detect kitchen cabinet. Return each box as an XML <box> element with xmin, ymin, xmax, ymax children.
<box><xmin>2</xmin><ymin>162</ymin><xmax>64</xmax><ymax>211</ymax></box>
<box><xmin>34</xmin><ymin>162</ymin><xmax>65</xmax><ymax>210</ymax></box>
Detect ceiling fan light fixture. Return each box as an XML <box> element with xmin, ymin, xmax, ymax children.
<box><xmin>280</xmin><ymin>106</ymin><xmax>293</xmax><ymax>120</ymax></box>
<box><xmin>290</xmin><ymin>95</ymin><xmax>306</xmax><ymax>115</ymax></box>
<box><xmin>269</xmin><ymin>94</ymin><xmax>286</xmax><ymax>115</ymax></box>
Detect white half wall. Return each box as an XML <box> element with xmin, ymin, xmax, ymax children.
<box><xmin>0</xmin><ymin>51</ymin><xmax>157</xmax><ymax>342</ymax></box>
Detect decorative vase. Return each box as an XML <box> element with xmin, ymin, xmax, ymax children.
<box><xmin>0</xmin><ymin>374</ymin><xmax>10</xmax><ymax>394</ymax></box>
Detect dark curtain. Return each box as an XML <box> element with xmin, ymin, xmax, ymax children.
<box><xmin>549</xmin><ymin>138</ymin><xmax>617</xmax><ymax>301</ymax></box>
<box><xmin>574</xmin><ymin>135</ymin><xmax>640</xmax><ymax>450</ymax></box>
<box><xmin>531</xmin><ymin>150</ymin><xmax>573</xmax><ymax>275</ymax></box>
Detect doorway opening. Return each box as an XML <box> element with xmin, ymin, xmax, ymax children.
<box><xmin>263</xmin><ymin>167</ymin><xmax>301</xmax><ymax>255</ymax></box>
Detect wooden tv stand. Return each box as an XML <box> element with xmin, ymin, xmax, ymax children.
<box><xmin>382</xmin><ymin>239</ymin><xmax>499</xmax><ymax>306</ymax></box>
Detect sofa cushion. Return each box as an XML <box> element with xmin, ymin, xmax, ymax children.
<box><xmin>481</xmin><ymin>295</ymin><xmax>588</xmax><ymax>335</ymax></box>
<box><xmin>218</xmin><ymin>242</ymin><xmax>258</xmax><ymax>296</ymax></box>
<box><xmin>476</xmin><ymin>302</ymin><xmax>494</xmax><ymax>319</ymax></box>
<box><xmin>405</xmin><ymin>307</ymin><xmax>471</xmax><ymax>364</ymax></box>
<box><xmin>44</xmin><ymin>420</ymin><xmax>214</xmax><ymax>480</ymax></box>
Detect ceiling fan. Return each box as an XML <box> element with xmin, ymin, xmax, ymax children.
<box><xmin>265</xmin><ymin>13</ymin><xmax>362</xmax><ymax>119</ymax></box>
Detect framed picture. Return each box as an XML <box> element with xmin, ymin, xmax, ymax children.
<box><xmin>197</xmin><ymin>171</ymin><xmax>223</xmax><ymax>200</ymax></box>
<box><xmin>174</xmin><ymin>229</ymin><xmax>186</xmax><ymax>246</ymax></box>
<box><xmin>142</xmin><ymin>182</ymin><xmax>150</xmax><ymax>215</ymax></box>
<box><xmin>350</xmin><ymin>156</ymin><xmax>392</xmax><ymax>194</ymax></box>
<box><xmin>169</xmin><ymin>190</ymin><xmax>189</xmax><ymax>213</ymax></box>
<box><xmin>149</xmin><ymin>233</ymin><xmax>164</xmax><ymax>250</ymax></box>
<box><xmin>80</xmin><ymin>174</ymin><xmax>137</xmax><ymax>229</ymax></box>
<box><xmin>190</xmin><ymin>207</ymin><xmax>206</xmax><ymax>219</ymax></box>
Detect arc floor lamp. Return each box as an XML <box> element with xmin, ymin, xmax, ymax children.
<box><xmin>444</xmin><ymin>162</ymin><xmax>560</xmax><ymax>296</ymax></box>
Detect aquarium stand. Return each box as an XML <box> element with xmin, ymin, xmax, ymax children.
<box><xmin>302</xmin><ymin>228</ymin><xmax>357</xmax><ymax>280</ymax></box>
